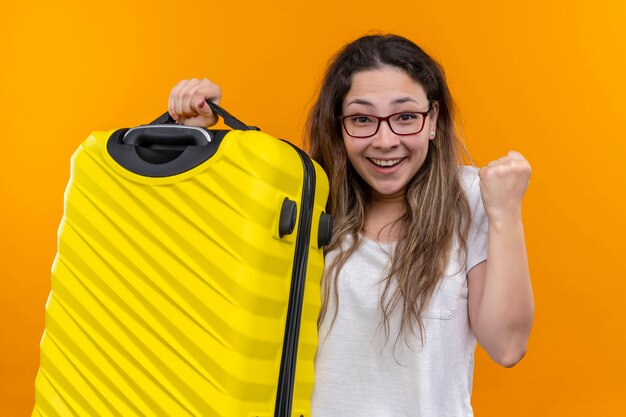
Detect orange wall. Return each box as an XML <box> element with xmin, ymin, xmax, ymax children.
<box><xmin>2</xmin><ymin>1</ymin><xmax>625</xmax><ymax>415</ymax></box>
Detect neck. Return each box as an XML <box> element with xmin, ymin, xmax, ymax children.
<box><xmin>364</xmin><ymin>192</ymin><xmax>407</xmax><ymax>242</ymax></box>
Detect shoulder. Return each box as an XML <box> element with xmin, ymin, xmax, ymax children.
<box><xmin>457</xmin><ymin>165</ymin><xmax>481</xmax><ymax>201</ymax></box>
<box><xmin>456</xmin><ymin>167</ymin><xmax>488</xmax><ymax>268</ymax></box>
<box><xmin>456</xmin><ymin>165</ymin><xmax>488</xmax><ymax>228</ymax></box>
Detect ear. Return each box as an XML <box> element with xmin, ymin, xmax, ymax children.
<box><xmin>428</xmin><ymin>101</ymin><xmax>439</xmax><ymax>140</ymax></box>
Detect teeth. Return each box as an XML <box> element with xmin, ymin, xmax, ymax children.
<box><xmin>370</xmin><ymin>158</ymin><xmax>402</xmax><ymax>167</ymax></box>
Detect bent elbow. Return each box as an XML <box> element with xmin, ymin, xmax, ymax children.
<box><xmin>492</xmin><ymin>341</ymin><xmax>528</xmax><ymax>368</ymax></box>
<box><xmin>477</xmin><ymin>318</ymin><xmax>534</xmax><ymax>368</ymax></box>
<box><xmin>495</xmin><ymin>348</ymin><xmax>526</xmax><ymax>368</ymax></box>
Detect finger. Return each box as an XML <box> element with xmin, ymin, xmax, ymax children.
<box><xmin>172</xmin><ymin>79</ymin><xmax>193</xmax><ymax>118</ymax></box>
<box><xmin>497</xmin><ymin>156</ymin><xmax>510</xmax><ymax>165</ymax></box>
<box><xmin>178</xmin><ymin>78</ymin><xmax>200</xmax><ymax>117</ymax></box>
<box><xmin>507</xmin><ymin>150</ymin><xmax>526</xmax><ymax>161</ymax></box>
<box><xmin>191</xmin><ymin>81</ymin><xmax>221</xmax><ymax>121</ymax></box>
<box><xmin>191</xmin><ymin>92</ymin><xmax>212</xmax><ymax>115</ymax></box>
<box><xmin>168</xmin><ymin>79</ymin><xmax>189</xmax><ymax>120</ymax></box>
<box><xmin>194</xmin><ymin>80</ymin><xmax>222</xmax><ymax>110</ymax></box>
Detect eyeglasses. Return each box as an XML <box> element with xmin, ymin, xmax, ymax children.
<box><xmin>339</xmin><ymin>109</ymin><xmax>431</xmax><ymax>138</ymax></box>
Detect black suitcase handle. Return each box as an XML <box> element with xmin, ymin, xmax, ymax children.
<box><xmin>109</xmin><ymin>102</ymin><xmax>258</xmax><ymax>177</ymax></box>
<box><xmin>151</xmin><ymin>101</ymin><xmax>260</xmax><ymax>131</ymax></box>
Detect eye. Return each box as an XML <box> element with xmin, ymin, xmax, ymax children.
<box><xmin>394</xmin><ymin>112</ymin><xmax>419</xmax><ymax>123</ymax></box>
<box><xmin>348</xmin><ymin>115</ymin><xmax>375</xmax><ymax>125</ymax></box>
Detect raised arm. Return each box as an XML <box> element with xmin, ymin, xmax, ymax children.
<box><xmin>467</xmin><ymin>151</ymin><xmax>534</xmax><ymax>367</ymax></box>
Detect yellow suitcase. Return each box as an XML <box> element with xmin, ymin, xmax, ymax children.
<box><xmin>32</xmin><ymin>103</ymin><xmax>331</xmax><ymax>417</ymax></box>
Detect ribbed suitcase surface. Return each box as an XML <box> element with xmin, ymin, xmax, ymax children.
<box><xmin>32</xmin><ymin>127</ymin><xmax>329</xmax><ymax>417</ymax></box>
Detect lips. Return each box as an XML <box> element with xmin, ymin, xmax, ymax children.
<box><xmin>368</xmin><ymin>157</ymin><xmax>405</xmax><ymax>168</ymax></box>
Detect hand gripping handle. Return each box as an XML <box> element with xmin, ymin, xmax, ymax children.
<box><xmin>150</xmin><ymin>101</ymin><xmax>259</xmax><ymax>131</ymax></box>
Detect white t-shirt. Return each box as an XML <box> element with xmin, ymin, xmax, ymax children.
<box><xmin>311</xmin><ymin>166</ymin><xmax>489</xmax><ymax>417</ymax></box>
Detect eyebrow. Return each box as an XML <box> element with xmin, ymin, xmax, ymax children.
<box><xmin>345</xmin><ymin>97</ymin><xmax>422</xmax><ymax>107</ymax></box>
<box><xmin>392</xmin><ymin>97</ymin><xmax>421</xmax><ymax>105</ymax></box>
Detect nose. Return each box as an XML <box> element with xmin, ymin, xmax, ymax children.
<box><xmin>371</xmin><ymin>119</ymin><xmax>400</xmax><ymax>149</ymax></box>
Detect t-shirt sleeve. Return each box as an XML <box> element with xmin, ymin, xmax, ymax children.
<box><xmin>462</xmin><ymin>166</ymin><xmax>489</xmax><ymax>273</ymax></box>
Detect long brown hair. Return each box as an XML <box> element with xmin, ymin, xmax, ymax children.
<box><xmin>305</xmin><ymin>34</ymin><xmax>472</xmax><ymax>345</ymax></box>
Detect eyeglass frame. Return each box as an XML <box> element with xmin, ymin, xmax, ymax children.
<box><xmin>339</xmin><ymin>107</ymin><xmax>432</xmax><ymax>139</ymax></box>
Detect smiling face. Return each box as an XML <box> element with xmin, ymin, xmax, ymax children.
<box><xmin>341</xmin><ymin>66</ymin><xmax>439</xmax><ymax>201</ymax></box>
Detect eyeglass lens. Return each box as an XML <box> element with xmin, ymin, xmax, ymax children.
<box><xmin>343</xmin><ymin>112</ymin><xmax>426</xmax><ymax>138</ymax></box>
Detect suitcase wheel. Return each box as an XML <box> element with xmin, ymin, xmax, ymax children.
<box><xmin>318</xmin><ymin>212</ymin><xmax>333</xmax><ymax>248</ymax></box>
<box><xmin>279</xmin><ymin>198</ymin><xmax>298</xmax><ymax>237</ymax></box>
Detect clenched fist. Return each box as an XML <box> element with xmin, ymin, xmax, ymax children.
<box><xmin>168</xmin><ymin>78</ymin><xmax>222</xmax><ymax>127</ymax></box>
<box><xmin>478</xmin><ymin>151</ymin><xmax>532</xmax><ymax>223</ymax></box>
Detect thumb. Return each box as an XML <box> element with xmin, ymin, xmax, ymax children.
<box><xmin>192</xmin><ymin>99</ymin><xmax>216</xmax><ymax>119</ymax></box>
<box><xmin>197</xmin><ymin>99</ymin><xmax>212</xmax><ymax>114</ymax></box>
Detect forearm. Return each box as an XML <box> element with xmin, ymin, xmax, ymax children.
<box><xmin>474</xmin><ymin>213</ymin><xmax>534</xmax><ymax>367</ymax></box>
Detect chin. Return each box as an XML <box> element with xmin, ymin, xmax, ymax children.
<box><xmin>370</xmin><ymin>185</ymin><xmax>408</xmax><ymax>200</ymax></box>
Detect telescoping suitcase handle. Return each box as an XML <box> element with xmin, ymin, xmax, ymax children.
<box><xmin>151</xmin><ymin>100</ymin><xmax>260</xmax><ymax>131</ymax></box>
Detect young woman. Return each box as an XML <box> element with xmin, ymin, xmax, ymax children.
<box><xmin>168</xmin><ymin>34</ymin><xmax>534</xmax><ymax>416</ymax></box>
